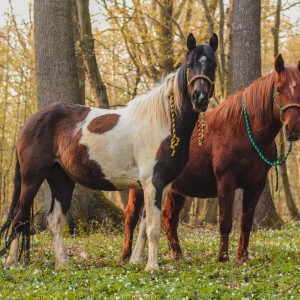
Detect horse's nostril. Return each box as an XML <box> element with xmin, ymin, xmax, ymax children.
<box><xmin>193</xmin><ymin>91</ymin><xmax>200</xmax><ymax>100</ymax></box>
<box><xmin>199</xmin><ymin>91</ymin><xmax>209</xmax><ymax>101</ymax></box>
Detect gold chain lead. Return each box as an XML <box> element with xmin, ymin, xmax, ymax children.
<box><xmin>197</xmin><ymin>112</ymin><xmax>205</xmax><ymax>146</ymax></box>
<box><xmin>170</xmin><ymin>95</ymin><xmax>180</xmax><ymax>156</ymax></box>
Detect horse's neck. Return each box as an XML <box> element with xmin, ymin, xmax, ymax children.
<box><xmin>172</xmin><ymin>67</ymin><xmax>199</xmax><ymax>146</ymax></box>
<box><xmin>175</xmin><ymin>96</ymin><xmax>198</xmax><ymax>145</ymax></box>
<box><xmin>245</xmin><ymin>94</ymin><xmax>282</xmax><ymax>147</ymax></box>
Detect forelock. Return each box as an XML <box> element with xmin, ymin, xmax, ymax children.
<box><xmin>194</xmin><ymin>44</ymin><xmax>215</xmax><ymax>62</ymax></box>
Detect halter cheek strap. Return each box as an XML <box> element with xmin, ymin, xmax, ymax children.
<box><xmin>186</xmin><ymin>68</ymin><xmax>215</xmax><ymax>97</ymax></box>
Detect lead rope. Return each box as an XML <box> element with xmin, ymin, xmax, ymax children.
<box><xmin>170</xmin><ymin>94</ymin><xmax>180</xmax><ymax>156</ymax></box>
<box><xmin>197</xmin><ymin>112</ymin><xmax>205</xmax><ymax>146</ymax></box>
<box><xmin>242</xmin><ymin>96</ymin><xmax>292</xmax><ymax>191</ymax></box>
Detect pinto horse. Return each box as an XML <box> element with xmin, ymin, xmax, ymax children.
<box><xmin>0</xmin><ymin>33</ymin><xmax>218</xmax><ymax>270</ymax></box>
<box><xmin>122</xmin><ymin>55</ymin><xmax>300</xmax><ymax>263</ymax></box>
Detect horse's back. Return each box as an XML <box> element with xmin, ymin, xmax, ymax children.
<box><xmin>19</xmin><ymin>103</ymin><xmax>90</xmax><ymax>143</ymax></box>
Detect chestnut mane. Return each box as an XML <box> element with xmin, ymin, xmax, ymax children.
<box><xmin>211</xmin><ymin>67</ymin><xmax>300</xmax><ymax>127</ymax></box>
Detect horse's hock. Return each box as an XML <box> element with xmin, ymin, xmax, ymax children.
<box><xmin>35</xmin><ymin>183</ymin><xmax>124</xmax><ymax>234</ymax></box>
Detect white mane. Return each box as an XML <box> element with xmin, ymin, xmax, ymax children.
<box><xmin>126</xmin><ymin>70</ymin><xmax>182</xmax><ymax>129</ymax></box>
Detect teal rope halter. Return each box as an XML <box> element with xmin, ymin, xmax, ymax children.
<box><xmin>241</xmin><ymin>93</ymin><xmax>292</xmax><ymax>191</ymax></box>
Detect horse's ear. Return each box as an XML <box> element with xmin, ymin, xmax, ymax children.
<box><xmin>275</xmin><ymin>54</ymin><xmax>284</xmax><ymax>74</ymax></box>
<box><xmin>297</xmin><ymin>60</ymin><xmax>300</xmax><ymax>72</ymax></box>
<box><xmin>209</xmin><ymin>33</ymin><xmax>218</xmax><ymax>52</ymax></box>
<box><xmin>187</xmin><ymin>33</ymin><xmax>196</xmax><ymax>52</ymax></box>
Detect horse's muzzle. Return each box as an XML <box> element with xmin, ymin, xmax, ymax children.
<box><xmin>192</xmin><ymin>91</ymin><xmax>209</xmax><ymax>112</ymax></box>
<box><xmin>285</xmin><ymin>125</ymin><xmax>300</xmax><ymax>141</ymax></box>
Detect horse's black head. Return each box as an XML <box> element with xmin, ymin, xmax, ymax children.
<box><xmin>184</xmin><ymin>33</ymin><xmax>218</xmax><ymax>112</ymax></box>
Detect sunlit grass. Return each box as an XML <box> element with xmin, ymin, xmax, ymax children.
<box><xmin>0</xmin><ymin>222</ymin><xmax>299</xmax><ymax>299</ymax></box>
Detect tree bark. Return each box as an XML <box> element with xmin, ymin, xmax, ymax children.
<box><xmin>225</xmin><ymin>0</ymin><xmax>233</xmax><ymax>96</ymax></box>
<box><xmin>35</xmin><ymin>0</ymin><xmax>80</xmax><ymax>106</ymax></box>
<box><xmin>34</xmin><ymin>0</ymin><xmax>122</xmax><ymax>232</ymax></box>
<box><xmin>232</xmin><ymin>0</ymin><xmax>261</xmax><ymax>92</ymax></box>
<box><xmin>157</xmin><ymin>0</ymin><xmax>174</xmax><ymax>73</ymax></box>
<box><xmin>76</xmin><ymin>0</ymin><xmax>110</xmax><ymax>108</ymax></box>
<box><xmin>231</xmin><ymin>0</ymin><xmax>282</xmax><ymax>228</ymax></box>
<box><xmin>197</xmin><ymin>198</ymin><xmax>218</xmax><ymax>225</ymax></box>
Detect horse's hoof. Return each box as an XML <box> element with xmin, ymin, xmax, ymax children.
<box><xmin>129</xmin><ymin>256</ymin><xmax>144</xmax><ymax>264</ymax></box>
<box><xmin>171</xmin><ymin>250</ymin><xmax>183</xmax><ymax>260</ymax></box>
<box><xmin>145</xmin><ymin>263</ymin><xmax>159</xmax><ymax>271</ymax></box>
<box><xmin>121</xmin><ymin>252</ymin><xmax>132</xmax><ymax>262</ymax></box>
<box><xmin>218</xmin><ymin>256</ymin><xmax>230</xmax><ymax>262</ymax></box>
<box><xmin>237</xmin><ymin>255</ymin><xmax>248</xmax><ymax>262</ymax></box>
<box><xmin>5</xmin><ymin>256</ymin><xmax>18</xmax><ymax>269</ymax></box>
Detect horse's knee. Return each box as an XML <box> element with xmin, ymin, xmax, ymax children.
<box><xmin>147</xmin><ymin>225</ymin><xmax>160</xmax><ymax>242</ymax></box>
<box><xmin>219</xmin><ymin>219</ymin><xmax>232</xmax><ymax>235</ymax></box>
<box><xmin>47</xmin><ymin>201</ymin><xmax>65</xmax><ymax>236</ymax></box>
<box><xmin>241</xmin><ymin>221</ymin><xmax>252</xmax><ymax>233</ymax></box>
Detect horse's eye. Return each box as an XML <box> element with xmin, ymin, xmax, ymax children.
<box><xmin>276</xmin><ymin>87</ymin><xmax>281</xmax><ymax>94</ymax></box>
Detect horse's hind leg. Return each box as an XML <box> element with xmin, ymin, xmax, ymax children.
<box><xmin>122</xmin><ymin>189</ymin><xmax>144</xmax><ymax>261</ymax></box>
<box><xmin>6</xmin><ymin>177</ymin><xmax>47</xmax><ymax>267</ymax></box>
<box><xmin>46</xmin><ymin>164</ymin><xmax>75</xmax><ymax>269</ymax></box>
<box><xmin>236</xmin><ymin>185</ymin><xmax>264</xmax><ymax>260</ymax></box>
<box><xmin>130</xmin><ymin>207</ymin><xmax>147</xmax><ymax>264</ymax></box>
<box><xmin>217</xmin><ymin>175</ymin><xmax>236</xmax><ymax>262</ymax></box>
<box><xmin>162</xmin><ymin>191</ymin><xmax>185</xmax><ymax>259</ymax></box>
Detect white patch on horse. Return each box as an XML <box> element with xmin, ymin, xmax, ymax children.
<box><xmin>47</xmin><ymin>200</ymin><xmax>68</xmax><ymax>269</ymax></box>
<box><xmin>130</xmin><ymin>207</ymin><xmax>147</xmax><ymax>263</ymax></box>
<box><xmin>78</xmin><ymin>108</ymin><xmax>170</xmax><ymax>190</ymax></box>
<box><xmin>199</xmin><ymin>56</ymin><xmax>207</xmax><ymax>64</ymax></box>
<box><xmin>5</xmin><ymin>237</ymin><xmax>19</xmax><ymax>268</ymax></box>
<box><xmin>131</xmin><ymin>181</ymin><xmax>171</xmax><ymax>262</ymax></box>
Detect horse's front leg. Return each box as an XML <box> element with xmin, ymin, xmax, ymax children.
<box><xmin>217</xmin><ymin>175</ymin><xmax>236</xmax><ymax>262</ymax></box>
<box><xmin>143</xmin><ymin>180</ymin><xmax>171</xmax><ymax>271</ymax></box>
<box><xmin>130</xmin><ymin>207</ymin><xmax>147</xmax><ymax>264</ymax></box>
<box><xmin>236</xmin><ymin>185</ymin><xmax>264</xmax><ymax>260</ymax></box>
<box><xmin>162</xmin><ymin>190</ymin><xmax>186</xmax><ymax>259</ymax></box>
<box><xmin>122</xmin><ymin>189</ymin><xmax>144</xmax><ymax>261</ymax></box>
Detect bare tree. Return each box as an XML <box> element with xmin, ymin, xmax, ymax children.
<box><xmin>76</xmin><ymin>0</ymin><xmax>110</xmax><ymax>108</ymax></box>
<box><xmin>232</xmin><ymin>0</ymin><xmax>282</xmax><ymax>228</ymax></box>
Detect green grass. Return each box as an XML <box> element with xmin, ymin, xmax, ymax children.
<box><xmin>0</xmin><ymin>222</ymin><xmax>299</xmax><ymax>299</ymax></box>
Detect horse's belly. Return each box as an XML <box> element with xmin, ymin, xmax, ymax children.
<box><xmin>107</xmin><ymin>177</ymin><xmax>142</xmax><ymax>190</ymax></box>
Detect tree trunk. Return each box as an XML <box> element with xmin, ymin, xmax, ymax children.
<box><xmin>157</xmin><ymin>0</ymin><xmax>174</xmax><ymax>73</ymax></box>
<box><xmin>34</xmin><ymin>0</ymin><xmax>122</xmax><ymax>233</ymax></box>
<box><xmin>232</xmin><ymin>0</ymin><xmax>261</xmax><ymax>92</ymax></box>
<box><xmin>197</xmin><ymin>198</ymin><xmax>218</xmax><ymax>225</ymax></box>
<box><xmin>35</xmin><ymin>0</ymin><xmax>80</xmax><ymax>106</ymax></box>
<box><xmin>76</xmin><ymin>0</ymin><xmax>110</xmax><ymax>108</ymax></box>
<box><xmin>271</xmin><ymin>0</ymin><xmax>299</xmax><ymax>220</ymax></box>
<box><xmin>181</xmin><ymin>197</ymin><xmax>193</xmax><ymax>223</ymax></box>
<box><xmin>225</xmin><ymin>0</ymin><xmax>233</xmax><ymax>96</ymax></box>
<box><xmin>279</xmin><ymin>132</ymin><xmax>300</xmax><ymax>219</ymax></box>
<box><xmin>231</xmin><ymin>0</ymin><xmax>283</xmax><ymax>228</ymax></box>
<box><xmin>253</xmin><ymin>180</ymin><xmax>284</xmax><ymax>229</ymax></box>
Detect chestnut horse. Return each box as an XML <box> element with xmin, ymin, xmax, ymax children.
<box><xmin>0</xmin><ymin>33</ymin><xmax>218</xmax><ymax>270</ymax></box>
<box><xmin>122</xmin><ymin>55</ymin><xmax>300</xmax><ymax>263</ymax></box>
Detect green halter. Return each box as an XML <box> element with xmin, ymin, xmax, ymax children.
<box><xmin>241</xmin><ymin>91</ymin><xmax>293</xmax><ymax>191</ymax></box>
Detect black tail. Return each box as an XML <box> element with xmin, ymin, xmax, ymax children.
<box><xmin>0</xmin><ymin>153</ymin><xmax>22</xmax><ymax>256</ymax></box>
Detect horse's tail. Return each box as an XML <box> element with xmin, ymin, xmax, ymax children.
<box><xmin>0</xmin><ymin>152</ymin><xmax>22</xmax><ymax>256</ymax></box>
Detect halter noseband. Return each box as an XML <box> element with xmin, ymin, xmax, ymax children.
<box><xmin>273</xmin><ymin>89</ymin><xmax>300</xmax><ymax>117</ymax></box>
<box><xmin>186</xmin><ymin>68</ymin><xmax>215</xmax><ymax>97</ymax></box>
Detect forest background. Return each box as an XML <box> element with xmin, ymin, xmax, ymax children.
<box><xmin>0</xmin><ymin>0</ymin><xmax>300</xmax><ymax>229</ymax></box>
